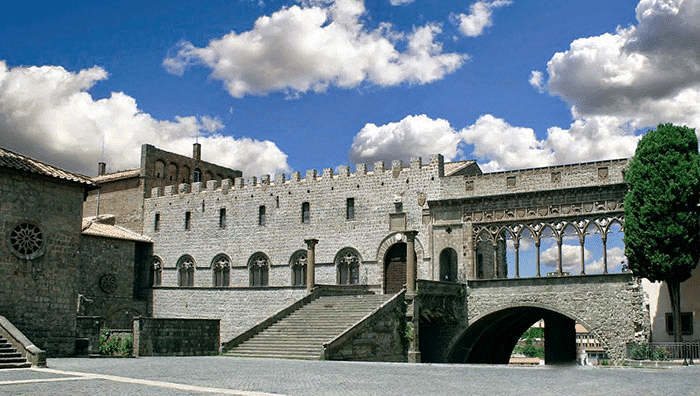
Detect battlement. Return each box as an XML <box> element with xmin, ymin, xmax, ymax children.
<box><xmin>149</xmin><ymin>154</ymin><xmax>447</xmax><ymax>198</ymax></box>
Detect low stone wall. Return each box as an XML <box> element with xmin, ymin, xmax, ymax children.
<box><xmin>133</xmin><ymin>318</ymin><xmax>219</xmax><ymax>356</ymax></box>
<box><xmin>151</xmin><ymin>287</ymin><xmax>307</xmax><ymax>342</ymax></box>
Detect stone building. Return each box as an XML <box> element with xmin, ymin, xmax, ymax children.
<box><xmin>0</xmin><ymin>147</ymin><xmax>96</xmax><ymax>356</ymax></box>
<box><xmin>83</xmin><ymin>143</ymin><xmax>241</xmax><ymax>233</ymax></box>
<box><xmin>79</xmin><ymin>215</ymin><xmax>152</xmax><ymax>329</ymax></box>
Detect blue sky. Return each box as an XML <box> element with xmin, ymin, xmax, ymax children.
<box><xmin>2</xmin><ymin>0</ymin><xmax>699</xmax><ymax>178</ymax></box>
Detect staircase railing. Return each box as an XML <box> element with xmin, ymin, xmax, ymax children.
<box><xmin>323</xmin><ymin>290</ymin><xmax>406</xmax><ymax>360</ymax></box>
<box><xmin>0</xmin><ymin>316</ymin><xmax>46</xmax><ymax>367</ymax></box>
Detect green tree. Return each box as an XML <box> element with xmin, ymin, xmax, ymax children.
<box><xmin>623</xmin><ymin>123</ymin><xmax>700</xmax><ymax>343</ymax></box>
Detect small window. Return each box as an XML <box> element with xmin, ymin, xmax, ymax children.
<box><xmin>185</xmin><ymin>211</ymin><xmax>191</xmax><ymax>230</ymax></box>
<box><xmin>258</xmin><ymin>205</ymin><xmax>266</xmax><ymax>226</ymax></box>
<box><xmin>666</xmin><ymin>312</ymin><xmax>694</xmax><ymax>335</ymax></box>
<box><xmin>302</xmin><ymin>202</ymin><xmax>310</xmax><ymax>224</ymax></box>
<box><xmin>394</xmin><ymin>202</ymin><xmax>403</xmax><ymax>213</ymax></box>
<box><xmin>193</xmin><ymin>168</ymin><xmax>201</xmax><ymax>183</ymax></box>
<box><xmin>346</xmin><ymin>198</ymin><xmax>355</xmax><ymax>220</ymax></box>
<box><xmin>219</xmin><ymin>208</ymin><xmax>226</xmax><ymax>228</ymax></box>
<box><xmin>151</xmin><ymin>258</ymin><xmax>162</xmax><ymax>286</ymax></box>
<box><xmin>154</xmin><ymin>213</ymin><xmax>160</xmax><ymax>232</ymax></box>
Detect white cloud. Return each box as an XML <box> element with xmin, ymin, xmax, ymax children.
<box><xmin>163</xmin><ymin>0</ymin><xmax>465</xmax><ymax>98</ymax></box>
<box><xmin>0</xmin><ymin>62</ymin><xmax>290</xmax><ymax>177</ymax></box>
<box><xmin>541</xmin><ymin>243</ymin><xmax>587</xmax><ymax>274</ymax></box>
<box><xmin>348</xmin><ymin>114</ymin><xmax>462</xmax><ymax>166</ymax></box>
<box><xmin>389</xmin><ymin>0</ymin><xmax>414</xmax><ymax>5</ymax></box>
<box><xmin>535</xmin><ymin>0</ymin><xmax>700</xmax><ymax>133</ymax></box>
<box><xmin>460</xmin><ymin>114</ymin><xmax>552</xmax><ymax>172</ymax></box>
<box><xmin>528</xmin><ymin>70</ymin><xmax>544</xmax><ymax>93</ymax></box>
<box><xmin>588</xmin><ymin>246</ymin><xmax>627</xmax><ymax>273</ymax></box>
<box><xmin>453</xmin><ymin>0</ymin><xmax>512</xmax><ymax>37</ymax></box>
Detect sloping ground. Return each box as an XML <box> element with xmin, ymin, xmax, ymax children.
<box><xmin>225</xmin><ymin>294</ymin><xmax>392</xmax><ymax>359</ymax></box>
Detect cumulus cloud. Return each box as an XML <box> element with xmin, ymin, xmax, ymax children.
<box><xmin>347</xmin><ymin>112</ymin><xmax>641</xmax><ymax>171</ymax></box>
<box><xmin>533</xmin><ymin>0</ymin><xmax>700</xmax><ymax>133</ymax></box>
<box><xmin>588</xmin><ymin>246</ymin><xmax>627</xmax><ymax>273</ymax></box>
<box><xmin>541</xmin><ymin>243</ymin><xmax>587</xmax><ymax>274</ymax></box>
<box><xmin>348</xmin><ymin>114</ymin><xmax>462</xmax><ymax>165</ymax></box>
<box><xmin>163</xmin><ymin>0</ymin><xmax>465</xmax><ymax>97</ymax></box>
<box><xmin>453</xmin><ymin>0</ymin><xmax>512</xmax><ymax>37</ymax></box>
<box><xmin>460</xmin><ymin>114</ymin><xmax>552</xmax><ymax>171</ymax></box>
<box><xmin>0</xmin><ymin>62</ymin><xmax>290</xmax><ymax>177</ymax></box>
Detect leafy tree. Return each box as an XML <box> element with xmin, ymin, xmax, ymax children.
<box><xmin>623</xmin><ymin>123</ymin><xmax>700</xmax><ymax>343</ymax></box>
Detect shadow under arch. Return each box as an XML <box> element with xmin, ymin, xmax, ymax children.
<box><xmin>445</xmin><ymin>305</ymin><xmax>582</xmax><ymax>364</ymax></box>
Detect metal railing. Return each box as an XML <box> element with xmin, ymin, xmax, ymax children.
<box><xmin>627</xmin><ymin>341</ymin><xmax>699</xmax><ymax>363</ymax></box>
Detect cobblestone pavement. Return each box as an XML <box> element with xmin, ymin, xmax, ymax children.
<box><xmin>1</xmin><ymin>357</ymin><xmax>699</xmax><ymax>396</ymax></box>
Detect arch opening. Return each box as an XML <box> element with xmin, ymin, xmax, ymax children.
<box><xmin>446</xmin><ymin>307</ymin><xmax>579</xmax><ymax>365</ymax></box>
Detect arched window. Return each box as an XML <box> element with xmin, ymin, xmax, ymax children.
<box><xmin>212</xmin><ymin>254</ymin><xmax>230</xmax><ymax>287</ymax></box>
<box><xmin>177</xmin><ymin>256</ymin><xmax>195</xmax><ymax>287</ymax></box>
<box><xmin>155</xmin><ymin>160</ymin><xmax>166</xmax><ymax>179</ymax></box>
<box><xmin>193</xmin><ymin>168</ymin><xmax>202</xmax><ymax>183</ymax></box>
<box><xmin>439</xmin><ymin>248</ymin><xmax>458</xmax><ymax>282</ymax></box>
<box><xmin>151</xmin><ymin>257</ymin><xmax>163</xmax><ymax>286</ymax></box>
<box><xmin>336</xmin><ymin>248</ymin><xmax>360</xmax><ymax>285</ymax></box>
<box><xmin>290</xmin><ymin>250</ymin><xmax>307</xmax><ymax>286</ymax></box>
<box><xmin>249</xmin><ymin>253</ymin><xmax>269</xmax><ymax>287</ymax></box>
<box><xmin>166</xmin><ymin>163</ymin><xmax>178</xmax><ymax>182</ymax></box>
<box><xmin>301</xmin><ymin>202</ymin><xmax>310</xmax><ymax>224</ymax></box>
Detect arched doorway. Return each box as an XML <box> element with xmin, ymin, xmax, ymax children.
<box><xmin>384</xmin><ymin>243</ymin><xmax>407</xmax><ymax>293</ymax></box>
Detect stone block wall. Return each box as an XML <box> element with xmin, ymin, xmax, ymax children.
<box><xmin>78</xmin><ymin>235</ymin><xmax>150</xmax><ymax>329</ymax></box>
<box><xmin>83</xmin><ymin>176</ymin><xmax>144</xmax><ymax>233</ymax></box>
<box><xmin>151</xmin><ymin>287</ymin><xmax>307</xmax><ymax>341</ymax></box>
<box><xmin>465</xmin><ymin>274</ymin><xmax>649</xmax><ymax>363</ymax></box>
<box><xmin>144</xmin><ymin>156</ymin><xmax>445</xmax><ymax>291</ymax></box>
<box><xmin>133</xmin><ymin>317</ymin><xmax>219</xmax><ymax>356</ymax></box>
<box><xmin>0</xmin><ymin>169</ymin><xmax>84</xmax><ymax>356</ymax></box>
<box><xmin>324</xmin><ymin>293</ymin><xmax>407</xmax><ymax>362</ymax></box>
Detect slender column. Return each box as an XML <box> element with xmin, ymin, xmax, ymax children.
<box><xmin>304</xmin><ymin>238</ymin><xmax>319</xmax><ymax>293</ymax></box>
<box><xmin>405</xmin><ymin>231</ymin><xmax>418</xmax><ymax>296</ymax></box>
<box><xmin>579</xmin><ymin>235</ymin><xmax>586</xmax><ymax>275</ymax></box>
<box><xmin>514</xmin><ymin>240</ymin><xmax>520</xmax><ymax>278</ymax></box>
<box><xmin>601</xmin><ymin>234</ymin><xmax>608</xmax><ymax>274</ymax></box>
<box><xmin>557</xmin><ymin>236</ymin><xmax>563</xmax><ymax>276</ymax></box>
<box><xmin>492</xmin><ymin>242</ymin><xmax>499</xmax><ymax>279</ymax></box>
<box><xmin>535</xmin><ymin>240</ymin><xmax>541</xmax><ymax>277</ymax></box>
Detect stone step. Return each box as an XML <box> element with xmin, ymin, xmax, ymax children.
<box><xmin>0</xmin><ymin>352</ymin><xmax>23</xmax><ymax>359</ymax></box>
<box><xmin>0</xmin><ymin>361</ymin><xmax>31</xmax><ymax>369</ymax></box>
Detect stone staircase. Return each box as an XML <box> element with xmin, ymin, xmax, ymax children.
<box><xmin>0</xmin><ymin>334</ymin><xmax>31</xmax><ymax>369</ymax></box>
<box><xmin>226</xmin><ymin>294</ymin><xmax>392</xmax><ymax>359</ymax></box>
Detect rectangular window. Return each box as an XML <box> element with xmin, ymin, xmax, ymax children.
<box><xmin>666</xmin><ymin>312</ymin><xmax>694</xmax><ymax>335</ymax></box>
<box><xmin>346</xmin><ymin>198</ymin><xmax>355</xmax><ymax>220</ymax></box>
<box><xmin>258</xmin><ymin>205</ymin><xmax>266</xmax><ymax>226</ymax></box>
<box><xmin>154</xmin><ymin>213</ymin><xmax>160</xmax><ymax>232</ymax></box>
<box><xmin>185</xmin><ymin>211</ymin><xmax>191</xmax><ymax>230</ymax></box>
<box><xmin>219</xmin><ymin>208</ymin><xmax>226</xmax><ymax>228</ymax></box>
<box><xmin>302</xmin><ymin>202</ymin><xmax>310</xmax><ymax>224</ymax></box>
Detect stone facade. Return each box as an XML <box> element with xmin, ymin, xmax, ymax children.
<box><xmin>84</xmin><ymin>144</ymin><xmax>241</xmax><ymax>233</ymax></box>
<box><xmin>0</xmin><ymin>150</ymin><xmax>95</xmax><ymax>357</ymax></box>
<box><xmin>78</xmin><ymin>233</ymin><xmax>151</xmax><ymax>329</ymax></box>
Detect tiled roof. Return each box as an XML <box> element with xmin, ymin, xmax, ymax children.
<box><xmin>444</xmin><ymin>160</ymin><xmax>478</xmax><ymax>176</ymax></box>
<box><xmin>0</xmin><ymin>146</ymin><xmax>96</xmax><ymax>187</ymax></box>
<box><xmin>82</xmin><ymin>215</ymin><xmax>151</xmax><ymax>242</ymax></box>
<box><xmin>92</xmin><ymin>169</ymin><xmax>141</xmax><ymax>183</ymax></box>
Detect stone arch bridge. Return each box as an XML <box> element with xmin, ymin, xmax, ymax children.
<box><xmin>413</xmin><ymin>273</ymin><xmax>648</xmax><ymax>364</ymax></box>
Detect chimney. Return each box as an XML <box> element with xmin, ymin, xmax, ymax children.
<box><xmin>98</xmin><ymin>162</ymin><xmax>106</xmax><ymax>176</ymax></box>
<box><xmin>193</xmin><ymin>143</ymin><xmax>201</xmax><ymax>161</ymax></box>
